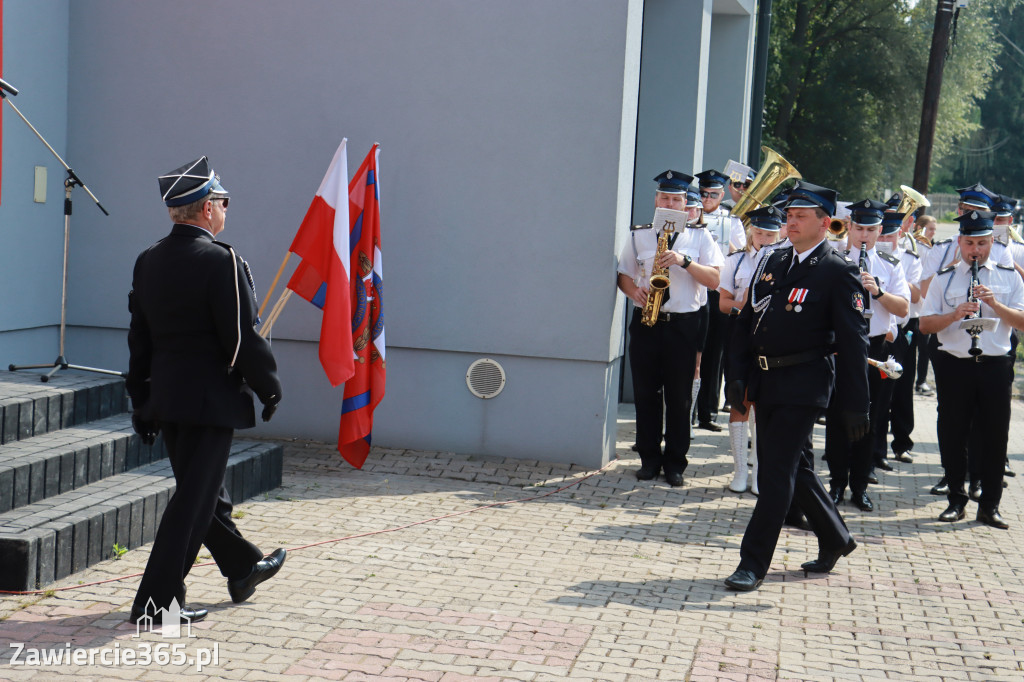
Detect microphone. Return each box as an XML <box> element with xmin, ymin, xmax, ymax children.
<box><xmin>0</xmin><ymin>77</ymin><xmax>19</xmax><ymax>96</ymax></box>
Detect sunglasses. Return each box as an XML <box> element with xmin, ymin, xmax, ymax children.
<box><xmin>213</xmin><ymin>197</ymin><xmax>230</xmax><ymax>209</ymax></box>
<box><xmin>699</xmin><ymin>190</ymin><xmax>722</xmax><ymax>199</ymax></box>
<box><xmin>732</xmin><ymin>181</ymin><xmax>751</xmax><ymax>189</ymax></box>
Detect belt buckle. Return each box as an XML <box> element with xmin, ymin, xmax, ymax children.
<box><xmin>757</xmin><ymin>355</ymin><xmax>769</xmax><ymax>371</ymax></box>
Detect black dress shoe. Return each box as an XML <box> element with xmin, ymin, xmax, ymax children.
<box><xmin>1005</xmin><ymin>462</ymin><xmax>1016</xmax><ymax>477</ymax></box>
<box><xmin>829</xmin><ymin>488</ymin><xmax>845</xmax><ymax>505</ymax></box>
<box><xmin>664</xmin><ymin>471</ymin><xmax>685</xmax><ymax>487</ymax></box>
<box><xmin>893</xmin><ymin>451</ymin><xmax>913</xmax><ymax>463</ymax></box>
<box><xmin>969</xmin><ymin>480</ymin><xmax>982</xmax><ymax>502</ymax></box>
<box><xmin>630</xmin><ymin>443</ymin><xmax>638</xmax><ymax>452</ymax></box>
<box><xmin>129</xmin><ymin>604</ymin><xmax>208</xmax><ymax>625</ymax></box>
<box><xmin>698</xmin><ymin>421</ymin><xmax>723</xmax><ymax>432</ymax></box>
<box><xmin>875</xmin><ymin>460</ymin><xmax>894</xmax><ymax>472</ymax></box>
<box><xmin>930</xmin><ymin>477</ymin><xmax>949</xmax><ymax>495</ymax></box>
<box><xmin>938</xmin><ymin>504</ymin><xmax>965</xmax><ymax>522</ymax></box>
<box><xmin>636</xmin><ymin>465</ymin><xmax>661</xmax><ymax>481</ymax></box>
<box><xmin>977</xmin><ymin>507</ymin><xmax>1009</xmax><ymax>529</ymax></box>
<box><xmin>800</xmin><ymin>537</ymin><xmax>857</xmax><ymax>573</ymax></box>
<box><xmin>228</xmin><ymin>548</ymin><xmax>287</xmax><ymax>603</ymax></box>
<box><xmin>851</xmin><ymin>492</ymin><xmax>873</xmax><ymax>512</ymax></box>
<box><xmin>866</xmin><ymin>471</ymin><xmax>879</xmax><ymax>485</ymax></box>
<box><xmin>724</xmin><ymin>568</ymin><xmax>763</xmax><ymax>591</ymax></box>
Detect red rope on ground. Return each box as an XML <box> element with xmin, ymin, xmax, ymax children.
<box><xmin>0</xmin><ymin>457</ymin><xmax>620</xmax><ymax>596</ymax></box>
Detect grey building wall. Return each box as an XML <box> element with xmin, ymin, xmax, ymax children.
<box><xmin>0</xmin><ymin>0</ymin><xmax>70</xmax><ymax>365</ymax></box>
<box><xmin>0</xmin><ymin>0</ymin><xmax>649</xmax><ymax>466</ymax></box>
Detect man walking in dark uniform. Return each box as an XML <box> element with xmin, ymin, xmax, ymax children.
<box><xmin>723</xmin><ymin>181</ymin><xmax>870</xmax><ymax>591</ymax></box>
<box><xmin>127</xmin><ymin>157</ymin><xmax>286</xmax><ymax>623</ymax></box>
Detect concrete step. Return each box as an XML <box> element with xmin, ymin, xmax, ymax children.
<box><xmin>0</xmin><ymin>438</ymin><xmax>283</xmax><ymax>591</ymax></box>
<box><xmin>0</xmin><ymin>414</ymin><xmax>166</xmax><ymax>513</ymax></box>
<box><xmin>0</xmin><ymin>372</ymin><xmax>128</xmax><ymax>445</ymax></box>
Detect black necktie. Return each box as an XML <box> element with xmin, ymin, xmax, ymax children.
<box><xmin>789</xmin><ymin>255</ymin><xmax>800</xmax><ymax>274</ymax></box>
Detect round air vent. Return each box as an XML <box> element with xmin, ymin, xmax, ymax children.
<box><xmin>466</xmin><ymin>358</ymin><xmax>506</xmax><ymax>399</ymax></box>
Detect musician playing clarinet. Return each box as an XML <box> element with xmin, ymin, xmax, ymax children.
<box><xmin>919</xmin><ymin>211</ymin><xmax>1024</xmax><ymax>529</ymax></box>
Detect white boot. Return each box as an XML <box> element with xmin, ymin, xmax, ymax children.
<box><xmin>690</xmin><ymin>378</ymin><xmax>701</xmax><ymax>440</ymax></box>
<box><xmin>728</xmin><ymin>421</ymin><xmax>748</xmax><ymax>492</ymax></box>
<box><xmin>749</xmin><ymin>406</ymin><xmax>759</xmax><ymax>496</ymax></box>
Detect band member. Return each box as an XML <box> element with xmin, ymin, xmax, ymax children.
<box><xmin>719</xmin><ymin>206</ymin><xmax>783</xmax><ymax>493</ymax></box>
<box><xmin>128</xmin><ymin>157</ymin><xmax>286</xmax><ymax>624</ymax></box>
<box><xmin>726</xmin><ymin>168</ymin><xmax>756</xmax><ymax>208</ymax></box>
<box><xmin>878</xmin><ymin>212</ymin><xmax>922</xmax><ymax>466</ymax></box>
<box><xmin>617</xmin><ymin>171</ymin><xmax>723</xmax><ymax>486</ymax></box>
<box><xmin>913</xmin><ymin>214</ymin><xmax>938</xmax><ymax>398</ymax></box>
<box><xmin>919</xmin><ymin>211</ymin><xmax>1024</xmax><ymax>529</ymax></box>
<box><xmin>824</xmin><ymin>200</ymin><xmax>909</xmax><ymax>512</ymax></box>
<box><xmin>723</xmin><ymin>181</ymin><xmax>869</xmax><ymax>591</ymax></box>
<box><xmin>694</xmin><ymin>170</ymin><xmax>746</xmax><ymax>432</ymax></box>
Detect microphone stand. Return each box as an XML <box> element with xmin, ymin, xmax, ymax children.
<box><xmin>1</xmin><ymin>81</ymin><xmax>123</xmax><ymax>382</ymax></box>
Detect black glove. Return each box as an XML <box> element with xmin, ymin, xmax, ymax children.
<box><xmin>131</xmin><ymin>413</ymin><xmax>159</xmax><ymax>446</ymax></box>
<box><xmin>726</xmin><ymin>380</ymin><xmax>747</xmax><ymax>416</ymax></box>
<box><xmin>261</xmin><ymin>395</ymin><xmax>280</xmax><ymax>422</ymax></box>
<box><xmin>842</xmin><ymin>410</ymin><xmax>870</xmax><ymax>441</ymax></box>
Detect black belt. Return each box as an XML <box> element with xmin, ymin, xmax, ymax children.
<box><xmin>938</xmin><ymin>350</ymin><xmax>1012</xmax><ymax>364</ymax></box>
<box><xmin>634</xmin><ymin>308</ymin><xmax>699</xmax><ymax>323</ymax></box>
<box><xmin>756</xmin><ymin>348</ymin><xmax>826</xmax><ymax>371</ymax></box>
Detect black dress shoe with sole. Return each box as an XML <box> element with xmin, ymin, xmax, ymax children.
<box><xmin>977</xmin><ymin>507</ymin><xmax>1009</xmax><ymax>529</ymax></box>
<box><xmin>875</xmin><ymin>460</ymin><xmax>894</xmax><ymax>472</ymax></box>
<box><xmin>636</xmin><ymin>465</ymin><xmax>661</xmax><ymax>481</ymax></box>
<box><xmin>852</xmin><ymin>492</ymin><xmax>873</xmax><ymax>512</ymax></box>
<box><xmin>800</xmin><ymin>537</ymin><xmax>857</xmax><ymax>573</ymax></box>
<box><xmin>930</xmin><ymin>477</ymin><xmax>949</xmax><ymax>495</ymax></box>
<box><xmin>130</xmin><ymin>604</ymin><xmax>208</xmax><ymax>625</ymax></box>
<box><xmin>724</xmin><ymin>569</ymin><xmax>763</xmax><ymax>591</ymax></box>
<box><xmin>664</xmin><ymin>471</ymin><xmax>685</xmax><ymax>487</ymax></box>
<box><xmin>893</xmin><ymin>451</ymin><xmax>913</xmax><ymax>463</ymax></box>
<box><xmin>228</xmin><ymin>548</ymin><xmax>287</xmax><ymax>603</ymax></box>
<box><xmin>969</xmin><ymin>481</ymin><xmax>982</xmax><ymax>502</ymax></box>
<box><xmin>697</xmin><ymin>421</ymin><xmax>723</xmax><ymax>432</ymax></box>
<box><xmin>866</xmin><ymin>471</ymin><xmax>879</xmax><ymax>485</ymax></box>
<box><xmin>938</xmin><ymin>504</ymin><xmax>965</xmax><ymax>522</ymax></box>
<box><xmin>829</xmin><ymin>488</ymin><xmax>845</xmax><ymax>506</ymax></box>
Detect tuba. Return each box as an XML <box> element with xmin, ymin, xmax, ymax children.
<box><xmin>730</xmin><ymin>146</ymin><xmax>801</xmax><ymax>227</ymax></box>
<box><xmin>895</xmin><ymin>185</ymin><xmax>930</xmax><ymax>255</ymax></box>
<box><xmin>640</xmin><ymin>224</ymin><xmax>675</xmax><ymax>326</ymax></box>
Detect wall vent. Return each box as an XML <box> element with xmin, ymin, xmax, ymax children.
<box><xmin>466</xmin><ymin>358</ymin><xmax>506</xmax><ymax>399</ymax></box>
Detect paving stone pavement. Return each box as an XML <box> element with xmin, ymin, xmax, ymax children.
<box><xmin>1</xmin><ymin>395</ymin><xmax>1022</xmax><ymax>681</ymax></box>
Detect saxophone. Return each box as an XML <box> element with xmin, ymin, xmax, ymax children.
<box><xmin>640</xmin><ymin>225</ymin><xmax>675</xmax><ymax>326</ymax></box>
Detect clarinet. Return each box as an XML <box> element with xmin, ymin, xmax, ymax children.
<box><xmin>859</xmin><ymin>245</ymin><xmax>873</xmax><ymax>319</ymax></box>
<box><xmin>967</xmin><ymin>258</ymin><xmax>983</xmax><ymax>356</ymax></box>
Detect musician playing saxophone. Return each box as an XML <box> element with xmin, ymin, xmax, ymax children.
<box><xmin>617</xmin><ymin>170</ymin><xmax>723</xmax><ymax>486</ymax></box>
<box><xmin>919</xmin><ymin>211</ymin><xmax>1024</xmax><ymax>529</ymax></box>
<box><xmin>823</xmin><ymin>199</ymin><xmax>910</xmax><ymax>513</ymax></box>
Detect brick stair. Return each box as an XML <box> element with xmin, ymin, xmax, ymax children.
<box><xmin>0</xmin><ymin>372</ymin><xmax>283</xmax><ymax>591</ymax></box>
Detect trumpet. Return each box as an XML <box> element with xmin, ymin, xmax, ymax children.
<box><xmin>868</xmin><ymin>356</ymin><xmax>903</xmax><ymax>379</ymax></box>
<box><xmin>828</xmin><ymin>217</ymin><xmax>848</xmax><ymax>241</ymax></box>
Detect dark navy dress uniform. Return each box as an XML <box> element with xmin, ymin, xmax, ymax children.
<box><xmin>725</xmin><ymin>182</ymin><xmax>869</xmax><ymax>585</ymax></box>
<box><xmin>128</xmin><ymin>160</ymin><xmax>282</xmax><ymax>616</ymax></box>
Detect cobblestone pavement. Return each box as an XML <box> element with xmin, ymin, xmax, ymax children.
<box><xmin>1</xmin><ymin>395</ymin><xmax>1022</xmax><ymax>681</ymax></box>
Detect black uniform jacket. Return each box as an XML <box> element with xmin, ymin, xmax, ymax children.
<box><xmin>727</xmin><ymin>240</ymin><xmax>869</xmax><ymax>412</ymax></box>
<box><xmin>126</xmin><ymin>224</ymin><xmax>281</xmax><ymax>429</ymax></box>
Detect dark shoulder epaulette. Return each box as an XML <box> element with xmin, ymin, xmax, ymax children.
<box><xmin>997</xmin><ymin>263</ymin><xmax>1016</xmax><ymax>271</ymax></box>
<box><xmin>878</xmin><ymin>251</ymin><xmax>900</xmax><ymax>266</ymax></box>
<box><xmin>630</xmin><ymin>223</ymin><xmax>653</xmax><ymax>231</ymax></box>
<box><xmin>937</xmin><ymin>264</ymin><xmax>956</xmax><ymax>276</ymax></box>
<box><xmin>933</xmin><ymin>237</ymin><xmax>952</xmax><ymax>245</ymax></box>
<box><xmin>905</xmin><ymin>249</ymin><xmax>920</xmax><ymax>259</ymax></box>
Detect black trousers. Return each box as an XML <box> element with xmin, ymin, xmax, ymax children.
<box><xmin>697</xmin><ymin>291</ymin><xmax>727</xmax><ymax>422</ymax></box>
<box><xmin>933</xmin><ymin>351</ymin><xmax>1013</xmax><ymax>510</ymax></box>
<box><xmin>133</xmin><ymin>423</ymin><xmax>263</xmax><ymax>611</ymax></box>
<box><xmin>916</xmin><ymin>331</ymin><xmax>933</xmax><ymax>385</ymax></box>
<box><xmin>628</xmin><ymin>308</ymin><xmax>700</xmax><ymax>474</ymax></box>
<box><xmin>738</xmin><ymin>403</ymin><xmax>852</xmax><ymax>579</ymax></box>
<box><xmin>825</xmin><ymin>335</ymin><xmax>889</xmax><ymax>494</ymax></box>
<box><xmin>889</xmin><ymin>319</ymin><xmax>919</xmax><ymax>456</ymax></box>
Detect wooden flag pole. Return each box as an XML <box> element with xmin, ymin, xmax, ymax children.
<box><xmin>259</xmin><ymin>288</ymin><xmax>293</xmax><ymax>338</ymax></box>
<box><xmin>258</xmin><ymin>252</ymin><xmax>292</xmax><ymax>319</ymax></box>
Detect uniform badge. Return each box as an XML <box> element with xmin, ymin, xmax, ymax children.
<box><xmin>852</xmin><ymin>292</ymin><xmax>865</xmax><ymax>313</ymax></box>
<box><xmin>760</xmin><ymin>272</ymin><xmax>774</xmax><ymax>282</ymax></box>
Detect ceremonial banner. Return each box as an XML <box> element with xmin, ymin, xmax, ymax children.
<box><xmin>338</xmin><ymin>144</ymin><xmax>385</xmax><ymax>468</ymax></box>
<box><xmin>286</xmin><ymin>139</ymin><xmax>354</xmax><ymax>387</ymax></box>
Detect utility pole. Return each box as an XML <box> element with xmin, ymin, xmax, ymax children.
<box><xmin>747</xmin><ymin>0</ymin><xmax>774</xmax><ymax>166</ymax></box>
<box><xmin>912</xmin><ymin>0</ymin><xmax>957</xmax><ymax>194</ymax></box>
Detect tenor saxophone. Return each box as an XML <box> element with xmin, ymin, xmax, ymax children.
<box><xmin>640</xmin><ymin>226</ymin><xmax>674</xmax><ymax>326</ymax></box>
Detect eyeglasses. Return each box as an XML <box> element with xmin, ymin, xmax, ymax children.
<box><xmin>732</xmin><ymin>181</ymin><xmax>751</xmax><ymax>189</ymax></box>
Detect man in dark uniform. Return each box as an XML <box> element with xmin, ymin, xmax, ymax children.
<box><xmin>127</xmin><ymin>157</ymin><xmax>286</xmax><ymax>624</ymax></box>
<box><xmin>723</xmin><ymin>181</ymin><xmax>870</xmax><ymax>591</ymax></box>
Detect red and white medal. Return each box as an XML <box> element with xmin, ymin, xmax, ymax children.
<box><xmin>787</xmin><ymin>288</ymin><xmax>808</xmax><ymax>312</ymax></box>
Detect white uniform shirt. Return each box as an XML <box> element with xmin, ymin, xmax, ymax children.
<box><xmin>895</xmin><ymin>246</ymin><xmax>923</xmax><ymax>322</ymax></box>
<box><xmin>922</xmin><ymin>237</ymin><xmax>1013</xmax><ymax>279</ymax></box>
<box><xmin>618</xmin><ymin>223</ymin><xmax>725</xmax><ymax>313</ymax></box>
<box><xmin>703</xmin><ymin>207</ymin><xmax>747</xmax><ymax>258</ymax></box>
<box><xmin>848</xmin><ymin>246</ymin><xmax>912</xmax><ymax>338</ymax></box>
<box><xmin>921</xmin><ymin>258</ymin><xmax>1024</xmax><ymax>358</ymax></box>
<box><xmin>719</xmin><ymin>248</ymin><xmax>759</xmax><ymax>304</ymax></box>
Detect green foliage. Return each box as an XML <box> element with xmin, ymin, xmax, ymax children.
<box><xmin>763</xmin><ymin>0</ymin><xmax>1017</xmax><ymax>198</ymax></box>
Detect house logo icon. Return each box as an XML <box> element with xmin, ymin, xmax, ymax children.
<box><xmin>132</xmin><ymin>598</ymin><xmax>196</xmax><ymax>638</ymax></box>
